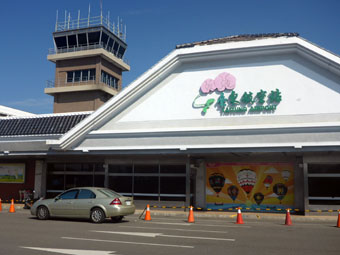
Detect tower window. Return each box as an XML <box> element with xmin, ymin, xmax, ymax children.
<box><xmin>118</xmin><ymin>46</ymin><xmax>126</xmax><ymax>59</ymax></box>
<box><xmin>78</xmin><ymin>33</ymin><xmax>87</xmax><ymax>46</ymax></box>
<box><xmin>101</xmin><ymin>71</ymin><xmax>119</xmax><ymax>89</ymax></box>
<box><xmin>74</xmin><ymin>71</ymin><xmax>81</xmax><ymax>82</ymax></box>
<box><xmin>88</xmin><ymin>31</ymin><xmax>100</xmax><ymax>44</ymax></box>
<box><xmin>67</xmin><ymin>69</ymin><xmax>96</xmax><ymax>83</ymax></box>
<box><xmin>67</xmin><ymin>35</ymin><xmax>77</xmax><ymax>48</ymax></box>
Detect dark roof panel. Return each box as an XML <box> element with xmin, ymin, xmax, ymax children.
<box><xmin>0</xmin><ymin>113</ymin><xmax>91</xmax><ymax>137</ymax></box>
<box><xmin>176</xmin><ymin>33</ymin><xmax>299</xmax><ymax>49</ymax></box>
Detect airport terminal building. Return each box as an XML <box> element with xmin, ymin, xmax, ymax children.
<box><xmin>1</xmin><ymin>33</ymin><xmax>340</xmax><ymax>213</ymax></box>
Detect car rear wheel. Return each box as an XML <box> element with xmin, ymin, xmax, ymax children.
<box><xmin>90</xmin><ymin>208</ymin><xmax>105</xmax><ymax>223</ymax></box>
<box><xmin>37</xmin><ymin>206</ymin><xmax>50</xmax><ymax>220</ymax></box>
<box><xmin>111</xmin><ymin>216</ymin><xmax>124</xmax><ymax>222</ymax></box>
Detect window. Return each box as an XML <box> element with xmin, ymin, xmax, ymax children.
<box><xmin>101</xmin><ymin>71</ymin><xmax>119</xmax><ymax>89</ymax></box>
<box><xmin>98</xmin><ymin>188</ymin><xmax>121</xmax><ymax>197</ymax></box>
<box><xmin>66</xmin><ymin>69</ymin><xmax>95</xmax><ymax>83</ymax></box>
<box><xmin>67</xmin><ymin>35</ymin><xmax>77</xmax><ymax>48</ymax></box>
<box><xmin>74</xmin><ymin>71</ymin><xmax>81</xmax><ymax>82</ymax></box>
<box><xmin>108</xmin><ymin>163</ymin><xmax>186</xmax><ymax>201</ymax></box>
<box><xmin>82</xmin><ymin>70</ymin><xmax>89</xmax><ymax>81</ymax></box>
<box><xmin>88</xmin><ymin>31</ymin><xmax>100</xmax><ymax>44</ymax></box>
<box><xmin>67</xmin><ymin>72</ymin><xmax>73</xmax><ymax>82</ymax></box>
<box><xmin>308</xmin><ymin>164</ymin><xmax>340</xmax><ymax>205</ymax></box>
<box><xmin>46</xmin><ymin>163</ymin><xmax>105</xmax><ymax>198</ymax></box>
<box><xmin>117</xmin><ymin>46</ymin><xmax>126</xmax><ymax>59</ymax></box>
<box><xmin>59</xmin><ymin>190</ymin><xmax>78</xmax><ymax>199</ymax></box>
<box><xmin>77</xmin><ymin>189</ymin><xmax>96</xmax><ymax>199</ymax></box>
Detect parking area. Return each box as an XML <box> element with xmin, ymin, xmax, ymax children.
<box><xmin>0</xmin><ymin>210</ymin><xmax>340</xmax><ymax>255</ymax></box>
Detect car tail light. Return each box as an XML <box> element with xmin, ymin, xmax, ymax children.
<box><xmin>110</xmin><ymin>198</ymin><xmax>122</xmax><ymax>205</ymax></box>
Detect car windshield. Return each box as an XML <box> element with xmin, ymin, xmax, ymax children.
<box><xmin>97</xmin><ymin>188</ymin><xmax>121</xmax><ymax>197</ymax></box>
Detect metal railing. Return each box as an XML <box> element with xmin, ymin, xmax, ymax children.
<box><xmin>56</xmin><ymin>15</ymin><xmax>126</xmax><ymax>42</ymax></box>
<box><xmin>45</xmin><ymin>79</ymin><xmax>119</xmax><ymax>91</ymax></box>
<box><xmin>48</xmin><ymin>43</ymin><xmax>129</xmax><ymax>65</ymax></box>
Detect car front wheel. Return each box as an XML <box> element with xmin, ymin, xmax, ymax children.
<box><xmin>37</xmin><ymin>206</ymin><xmax>50</xmax><ymax>220</ymax></box>
<box><xmin>90</xmin><ymin>208</ymin><xmax>105</xmax><ymax>223</ymax></box>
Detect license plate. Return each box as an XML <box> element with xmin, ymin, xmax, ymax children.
<box><xmin>126</xmin><ymin>201</ymin><xmax>131</xmax><ymax>205</ymax></box>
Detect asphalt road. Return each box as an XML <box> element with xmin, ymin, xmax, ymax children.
<box><xmin>0</xmin><ymin>210</ymin><xmax>340</xmax><ymax>255</ymax></box>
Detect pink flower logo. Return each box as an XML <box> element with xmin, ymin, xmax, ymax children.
<box><xmin>200</xmin><ymin>79</ymin><xmax>215</xmax><ymax>93</ymax></box>
<box><xmin>215</xmin><ymin>72</ymin><xmax>236</xmax><ymax>91</ymax></box>
<box><xmin>200</xmin><ymin>72</ymin><xmax>236</xmax><ymax>93</ymax></box>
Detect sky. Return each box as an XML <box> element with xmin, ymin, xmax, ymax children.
<box><xmin>1</xmin><ymin>0</ymin><xmax>340</xmax><ymax>114</ymax></box>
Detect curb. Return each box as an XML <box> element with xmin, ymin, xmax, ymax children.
<box><xmin>135</xmin><ymin>209</ymin><xmax>338</xmax><ymax>222</ymax></box>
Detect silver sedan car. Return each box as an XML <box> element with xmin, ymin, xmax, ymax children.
<box><xmin>31</xmin><ymin>187</ymin><xmax>135</xmax><ymax>223</ymax></box>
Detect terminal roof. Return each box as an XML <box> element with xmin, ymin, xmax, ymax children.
<box><xmin>176</xmin><ymin>33</ymin><xmax>299</xmax><ymax>49</ymax></box>
<box><xmin>0</xmin><ymin>112</ymin><xmax>91</xmax><ymax>137</ymax></box>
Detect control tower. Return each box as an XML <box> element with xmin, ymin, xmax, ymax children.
<box><xmin>45</xmin><ymin>10</ymin><xmax>130</xmax><ymax>113</ymax></box>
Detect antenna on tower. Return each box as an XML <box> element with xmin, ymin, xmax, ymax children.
<box><xmin>120</xmin><ymin>18</ymin><xmax>123</xmax><ymax>37</ymax></box>
<box><xmin>77</xmin><ymin>10</ymin><xmax>80</xmax><ymax>29</ymax></box>
<box><xmin>117</xmin><ymin>16</ymin><xmax>120</xmax><ymax>35</ymax></box>
<box><xmin>68</xmin><ymin>12</ymin><xmax>71</xmax><ymax>30</ymax></box>
<box><xmin>100</xmin><ymin>0</ymin><xmax>103</xmax><ymax>24</ymax></box>
<box><xmin>55</xmin><ymin>10</ymin><xmax>59</xmax><ymax>31</ymax></box>
<box><xmin>88</xmin><ymin>4</ymin><xmax>91</xmax><ymax>26</ymax></box>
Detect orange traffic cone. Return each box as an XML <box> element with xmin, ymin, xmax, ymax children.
<box><xmin>336</xmin><ymin>210</ymin><xmax>340</xmax><ymax>228</ymax></box>
<box><xmin>144</xmin><ymin>204</ymin><xmax>151</xmax><ymax>221</ymax></box>
<box><xmin>187</xmin><ymin>206</ymin><xmax>195</xmax><ymax>223</ymax></box>
<box><xmin>0</xmin><ymin>198</ymin><xmax>2</xmax><ymax>212</ymax></box>
<box><xmin>285</xmin><ymin>208</ymin><xmax>292</xmax><ymax>226</ymax></box>
<box><xmin>236</xmin><ymin>208</ymin><xmax>244</xmax><ymax>224</ymax></box>
<box><xmin>9</xmin><ymin>199</ymin><xmax>15</xmax><ymax>213</ymax></box>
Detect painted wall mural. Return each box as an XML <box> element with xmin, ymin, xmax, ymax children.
<box><xmin>206</xmin><ymin>163</ymin><xmax>294</xmax><ymax>210</ymax></box>
<box><xmin>0</xmin><ymin>163</ymin><xmax>25</xmax><ymax>183</ymax></box>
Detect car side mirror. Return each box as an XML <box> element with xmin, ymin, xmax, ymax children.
<box><xmin>54</xmin><ymin>197</ymin><xmax>60</xmax><ymax>202</ymax></box>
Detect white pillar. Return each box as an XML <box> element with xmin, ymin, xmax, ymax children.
<box><xmin>34</xmin><ymin>160</ymin><xmax>46</xmax><ymax>199</ymax></box>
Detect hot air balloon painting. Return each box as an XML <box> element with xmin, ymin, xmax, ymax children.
<box><xmin>253</xmin><ymin>192</ymin><xmax>264</xmax><ymax>205</ymax></box>
<box><xmin>263</xmin><ymin>175</ymin><xmax>273</xmax><ymax>189</ymax></box>
<box><xmin>237</xmin><ymin>169</ymin><xmax>257</xmax><ymax>197</ymax></box>
<box><xmin>282</xmin><ymin>170</ymin><xmax>291</xmax><ymax>182</ymax></box>
<box><xmin>273</xmin><ymin>183</ymin><xmax>288</xmax><ymax>204</ymax></box>
<box><xmin>227</xmin><ymin>185</ymin><xmax>239</xmax><ymax>202</ymax></box>
<box><xmin>209</xmin><ymin>173</ymin><xmax>225</xmax><ymax>197</ymax></box>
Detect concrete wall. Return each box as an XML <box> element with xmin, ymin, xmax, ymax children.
<box><xmin>52</xmin><ymin>56</ymin><xmax>122</xmax><ymax>113</ymax></box>
<box><xmin>53</xmin><ymin>90</ymin><xmax>111</xmax><ymax>113</ymax></box>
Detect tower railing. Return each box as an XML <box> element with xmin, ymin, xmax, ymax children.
<box><xmin>46</xmin><ymin>78</ymin><xmax>119</xmax><ymax>91</ymax></box>
<box><xmin>55</xmin><ymin>15</ymin><xmax>126</xmax><ymax>42</ymax></box>
<box><xmin>48</xmin><ymin>42</ymin><xmax>129</xmax><ymax>65</ymax></box>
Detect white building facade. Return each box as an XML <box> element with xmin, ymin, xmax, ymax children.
<box><xmin>1</xmin><ymin>34</ymin><xmax>340</xmax><ymax>213</ymax></box>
